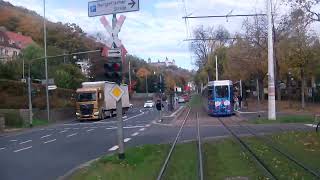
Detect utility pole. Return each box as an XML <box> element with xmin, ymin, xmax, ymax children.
<box><xmin>129</xmin><ymin>60</ymin><xmax>132</xmax><ymax>92</ymax></box>
<box><xmin>113</xmin><ymin>13</ymin><xmax>125</xmax><ymax>160</ymax></box>
<box><xmin>146</xmin><ymin>74</ymin><xmax>148</xmax><ymax>96</ymax></box>
<box><xmin>22</xmin><ymin>58</ymin><xmax>25</xmax><ymax>80</ymax></box>
<box><xmin>28</xmin><ymin>63</ymin><xmax>33</xmax><ymax>127</ymax></box>
<box><xmin>267</xmin><ymin>0</ymin><xmax>276</xmax><ymax>120</ymax></box>
<box><xmin>215</xmin><ymin>55</ymin><xmax>218</xmax><ymax>81</ymax></box>
<box><xmin>43</xmin><ymin>0</ymin><xmax>50</xmax><ymax>122</ymax></box>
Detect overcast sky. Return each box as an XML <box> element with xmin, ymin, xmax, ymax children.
<box><xmin>5</xmin><ymin>0</ymin><xmax>308</xmax><ymax>70</ymax></box>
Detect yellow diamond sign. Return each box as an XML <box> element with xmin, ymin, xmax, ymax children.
<box><xmin>110</xmin><ymin>85</ymin><xmax>124</xmax><ymax>101</ymax></box>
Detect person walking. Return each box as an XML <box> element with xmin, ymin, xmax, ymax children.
<box><xmin>234</xmin><ymin>95</ymin><xmax>239</xmax><ymax>111</ymax></box>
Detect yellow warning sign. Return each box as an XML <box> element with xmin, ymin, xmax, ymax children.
<box><xmin>110</xmin><ymin>85</ymin><xmax>124</xmax><ymax>101</ymax></box>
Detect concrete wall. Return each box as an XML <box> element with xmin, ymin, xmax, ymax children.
<box><xmin>1</xmin><ymin>108</ymin><xmax>75</xmax><ymax>124</ymax></box>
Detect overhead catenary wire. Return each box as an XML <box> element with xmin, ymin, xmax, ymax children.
<box><xmin>183</xmin><ymin>13</ymin><xmax>267</xmax><ymax>19</ymax></box>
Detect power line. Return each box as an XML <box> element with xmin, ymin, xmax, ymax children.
<box><xmin>182</xmin><ymin>13</ymin><xmax>267</xmax><ymax>19</ymax></box>
<box><xmin>184</xmin><ymin>36</ymin><xmax>266</xmax><ymax>41</ymax></box>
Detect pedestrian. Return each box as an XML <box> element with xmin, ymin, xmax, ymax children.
<box><xmin>238</xmin><ymin>94</ymin><xmax>242</xmax><ymax>109</ymax></box>
<box><xmin>234</xmin><ymin>95</ymin><xmax>239</xmax><ymax>111</ymax></box>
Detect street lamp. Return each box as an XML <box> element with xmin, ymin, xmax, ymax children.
<box><xmin>43</xmin><ymin>0</ymin><xmax>50</xmax><ymax>122</ymax></box>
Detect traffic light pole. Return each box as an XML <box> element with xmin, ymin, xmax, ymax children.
<box><xmin>112</xmin><ymin>13</ymin><xmax>125</xmax><ymax>160</ymax></box>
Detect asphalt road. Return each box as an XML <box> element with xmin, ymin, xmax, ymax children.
<box><xmin>0</xmin><ymin>107</ymin><xmax>314</xmax><ymax>180</ymax></box>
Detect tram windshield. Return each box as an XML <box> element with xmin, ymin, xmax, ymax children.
<box><xmin>215</xmin><ymin>86</ymin><xmax>229</xmax><ymax>98</ymax></box>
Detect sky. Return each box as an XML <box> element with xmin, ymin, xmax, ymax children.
<box><xmin>4</xmin><ymin>0</ymin><xmax>299</xmax><ymax>70</ymax></box>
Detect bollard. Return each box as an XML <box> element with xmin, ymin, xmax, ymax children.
<box><xmin>0</xmin><ymin>116</ymin><xmax>5</xmax><ymax>132</ymax></box>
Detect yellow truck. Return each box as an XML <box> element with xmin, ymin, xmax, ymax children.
<box><xmin>75</xmin><ymin>81</ymin><xmax>130</xmax><ymax>121</ymax></box>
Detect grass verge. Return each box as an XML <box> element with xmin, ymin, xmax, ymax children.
<box><xmin>251</xmin><ymin>115</ymin><xmax>314</xmax><ymax>124</ymax></box>
<box><xmin>70</xmin><ymin>132</ymin><xmax>320</xmax><ymax>180</ymax></box>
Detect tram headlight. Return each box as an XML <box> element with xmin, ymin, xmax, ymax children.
<box><xmin>215</xmin><ymin>101</ymin><xmax>221</xmax><ymax>107</ymax></box>
<box><xmin>224</xmin><ymin>100</ymin><xmax>230</xmax><ymax>106</ymax></box>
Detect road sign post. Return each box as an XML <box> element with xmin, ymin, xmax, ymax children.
<box><xmin>89</xmin><ymin>0</ymin><xmax>139</xmax><ymax>160</ymax></box>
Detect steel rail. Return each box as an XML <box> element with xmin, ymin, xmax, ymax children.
<box><xmin>217</xmin><ymin>118</ymin><xmax>277</xmax><ymax>180</ymax></box>
<box><xmin>228</xmin><ymin>116</ymin><xmax>320</xmax><ymax>178</ymax></box>
<box><xmin>156</xmin><ymin>107</ymin><xmax>191</xmax><ymax>180</ymax></box>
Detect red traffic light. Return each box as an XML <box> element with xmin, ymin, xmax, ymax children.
<box><xmin>113</xmin><ymin>63</ymin><xmax>121</xmax><ymax>71</ymax></box>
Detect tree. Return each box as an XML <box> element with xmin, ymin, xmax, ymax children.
<box><xmin>282</xmin><ymin>9</ymin><xmax>317</xmax><ymax>108</ymax></box>
<box><xmin>53</xmin><ymin>64</ymin><xmax>86</xmax><ymax>89</ymax></box>
<box><xmin>287</xmin><ymin>0</ymin><xmax>320</xmax><ymax>22</ymax></box>
<box><xmin>21</xmin><ymin>44</ymin><xmax>45</xmax><ymax>79</ymax></box>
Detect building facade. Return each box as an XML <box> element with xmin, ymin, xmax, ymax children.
<box><xmin>0</xmin><ymin>28</ymin><xmax>34</xmax><ymax>61</ymax></box>
<box><xmin>148</xmin><ymin>57</ymin><xmax>176</xmax><ymax>67</ymax></box>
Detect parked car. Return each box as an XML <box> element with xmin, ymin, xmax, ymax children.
<box><xmin>178</xmin><ymin>97</ymin><xmax>185</xmax><ymax>103</ymax></box>
<box><xmin>144</xmin><ymin>100</ymin><xmax>155</xmax><ymax>108</ymax></box>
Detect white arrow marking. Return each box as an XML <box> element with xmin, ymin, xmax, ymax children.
<box><xmin>109</xmin><ymin>145</ymin><xmax>119</xmax><ymax>151</ymax></box>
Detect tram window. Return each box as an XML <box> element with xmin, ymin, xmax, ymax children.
<box><xmin>215</xmin><ymin>86</ymin><xmax>229</xmax><ymax>98</ymax></box>
<box><xmin>208</xmin><ymin>87</ymin><xmax>214</xmax><ymax>99</ymax></box>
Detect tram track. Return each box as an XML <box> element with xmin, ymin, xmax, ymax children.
<box><xmin>156</xmin><ymin>107</ymin><xmax>204</xmax><ymax>180</ymax></box>
<box><xmin>217</xmin><ymin>116</ymin><xmax>320</xmax><ymax>179</ymax></box>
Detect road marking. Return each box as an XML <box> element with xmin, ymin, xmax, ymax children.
<box><xmin>145</xmin><ymin>124</ymin><xmax>151</xmax><ymax>127</ymax></box>
<box><xmin>10</xmin><ymin>140</ymin><xmax>18</xmax><ymax>142</ymax></box>
<box><xmin>87</xmin><ymin>129</ymin><xmax>95</xmax><ymax>132</ymax></box>
<box><xmin>106</xmin><ymin>127</ymin><xmax>117</xmax><ymax>130</ymax></box>
<box><xmin>43</xmin><ymin>139</ymin><xmax>56</xmax><ymax>144</ymax></box>
<box><xmin>19</xmin><ymin>140</ymin><xmax>32</xmax><ymax>145</ymax></box>
<box><xmin>14</xmin><ymin>146</ymin><xmax>32</xmax><ymax>153</ymax></box>
<box><xmin>139</xmin><ymin>128</ymin><xmax>145</xmax><ymax>131</ymax></box>
<box><xmin>124</xmin><ymin>125</ymin><xmax>146</xmax><ymax>129</ymax></box>
<box><xmin>59</xmin><ymin>130</ymin><xmax>68</xmax><ymax>133</ymax></box>
<box><xmin>124</xmin><ymin>138</ymin><xmax>131</xmax><ymax>142</ymax></box>
<box><xmin>123</xmin><ymin>116</ymin><xmax>128</xmax><ymax>118</ymax></box>
<box><xmin>305</xmin><ymin>124</ymin><xmax>317</xmax><ymax>127</ymax></box>
<box><xmin>67</xmin><ymin>133</ymin><xmax>78</xmax><ymax>138</ymax></box>
<box><xmin>0</xmin><ymin>147</ymin><xmax>6</xmax><ymax>150</ymax></box>
<box><xmin>40</xmin><ymin>134</ymin><xmax>52</xmax><ymax>139</ymax></box>
<box><xmin>109</xmin><ymin>145</ymin><xmax>119</xmax><ymax>151</ymax></box>
<box><xmin>131</xmin><ymin>132</ymin><xmax>139</xmax><ymax>137</ymax></box>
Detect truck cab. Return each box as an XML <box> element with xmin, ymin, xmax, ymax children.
<box><xmin>75</xmin><ymin>87</ymin><xmax>104</xmax><ymax>120</ymax></box>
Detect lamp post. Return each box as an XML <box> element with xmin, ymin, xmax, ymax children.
<box><xmin>43</xmin><ymin>0</ymin><xmax>50</xmax><ymax>122</ymax></box>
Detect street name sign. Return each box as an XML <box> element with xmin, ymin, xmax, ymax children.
<box><xmin>110</xmin><ymin>84</ymin><xmax>124</xmax><ymax>101</ymax></box>
<box><xmin>108</xmin><ymin>48</ymin><xmax>122</xmax><ymax>57</ymax></box>
<box><xmin>88</xmin><ymin>0</ymin><xmax>139</xmax><ymax>17</ymax></box>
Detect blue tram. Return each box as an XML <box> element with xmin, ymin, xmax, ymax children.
<box><xmin>207</xmin><ymin>80</ymin><xmax>234</xmax><ymax>116</ymax></box>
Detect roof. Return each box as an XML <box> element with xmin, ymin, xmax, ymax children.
<box><xmin>208</xmin><ymin>80</ymin><xmax>233</xmax><ymax>86</ymax></box>
<box><xmin>0</xmin><ymin>31</ymin><xmax>20</xmax><ymax>49</ymax></box>
<box><xmin>5</xmin><ymin>31</ymin><xmax>34</xmax><ymax>49</ymax></box>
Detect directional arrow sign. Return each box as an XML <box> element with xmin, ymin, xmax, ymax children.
<box><xmin>108</xmin><ymin>48</ymin><xmax>122</xmax><ymax>57</ymax></box>
<box><xmin>88</xmin><ymin>0</ymin><xmax>139</xmax><ymax>17</ymax></box>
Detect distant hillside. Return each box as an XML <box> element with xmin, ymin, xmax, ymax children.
<box><xmin>0</xmin><ymin>0</ymin><xmax>102</xmax><ymax>53</ymax></box>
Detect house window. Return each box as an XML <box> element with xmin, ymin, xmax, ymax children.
<box><xmin>5</xmin><ymin>50</ymin><xmax>8</xmax><ymax>55</ymax></box>
<box><xmin>13</xmin><ymin>51</ymin><xmax>17</xmax><ymax>57</ymax></box>
<box><xmin>0</xmin><ymin>37</ymin><xmax>4</xmax><ymax>42</ymax></box>
<box><xmin>0</xmin><ymin>48</ymin><xmax>3</xmax><ymax>55</ymax></box>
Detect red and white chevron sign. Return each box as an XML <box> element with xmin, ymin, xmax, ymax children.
<box><xmin>100</xmin><ymin>15</ymin><xmax>126</xmax><ymax>48</ymax></box>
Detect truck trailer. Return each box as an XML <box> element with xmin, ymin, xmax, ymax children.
<box><xmin>75</xmin><ymin>81</ymin><xmax>130</xmax><ymax>121</ymax></box>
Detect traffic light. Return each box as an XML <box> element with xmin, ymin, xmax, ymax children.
<box><xmin>104</xmin><ymin>57</ymin><xmax>123</xmax><ymax>84</ymax></box>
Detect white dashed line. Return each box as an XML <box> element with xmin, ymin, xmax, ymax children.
<box><xmin>124</xmin><ymin>138</ymin><xmax>131</xmax><ymax>142</ymax></box>
<box><xmin>123</xmin><ymin>116</ymin><xmax>128</xmax><ymax>118</ymax></box>
<box><xmin>106</xmin><ymin>127</ymin><xmax>117</xmax><ymax>130</ymax></box>
<box><xmin>139</xmin><ymin>128</ymin><xmax>145</xmax><ymax>132</ymax></box>
<box><xmin>43</xmin><ymin>139</ymin><xmax>56</xmax><ymax>144</ymax></box>
<box><xmin>19</xmin><ymin>140</ymin><xmax>32</xmax><ymax>145</ymax></box>
<box><xmin>131</xmin><ymin>132</ymin><xmax>139</xmax><ymax>137</ymax></box>
<box><xmin>109</xmin><ymin>145</ymin><xmax>119</xmax><ymax>151</ymax></box>
<box><xmin>305</xmin><ymin>124</ymin><xmax>317</xmax><ymax>127</ymax></box>
<box><xmin>87</xmin><ymin>129</ymin><xmax>95</xmax><ymax>132</ymax></box>
<box><xmin>123</xmin><ymin>125</ymin><xmax>146</xmax><ymax>129</ymax></box>
<box><xmin>40</xmin><ymin>134</ymin><xmax>52</xmax><ymax>139</ymax></box>
<box><xmin>10</xmin><ymin>140</ymin><xmax>17</xmax><ymax>142</ymax></box>
<box><xmin>59</xmin><ymin>130</ymin><xmax>67</xmax><ymax>133</ymax></box>
<box><xmin>0</xmin><ymin>147</ymin><xmax>6</xmax><ymax>150</ymax></box>
<box><xmin>14</xmin><ymin>146</ymin><xmax>32</xmax><ymax>153</ymax></box>
<box><xmin>67</xmin><ymin>133</ymin><xmax>78</xmax><ymax>138</ymax></box>
<box><xmin>145</xmin><ymin>124</ymin><xmax>151</xmax><ymax>127</ymax></box>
